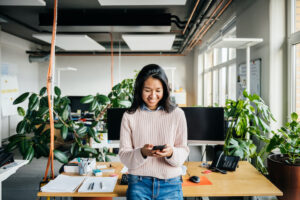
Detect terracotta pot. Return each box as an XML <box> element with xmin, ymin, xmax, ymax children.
<box><xmin>268</xmin><ymin>154</ymin><xmax>300</xmax><ymax>200</ymax></box>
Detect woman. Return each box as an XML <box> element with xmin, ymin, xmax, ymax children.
<box><xmin>118</xmin><ymin>64</ymin><xmax>189</xmax><ymax>200</ymax></box>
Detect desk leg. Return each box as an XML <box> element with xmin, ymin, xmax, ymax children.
<box><xmin>202</xmin><ymin>145</ymin><xmax>207</xmax><ymax>162</ymax></box>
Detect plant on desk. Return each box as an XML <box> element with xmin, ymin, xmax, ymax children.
<box><xmin>265</xmin><ymin>112</ymin><xmax>300</xmax><ymax>200</ymax></box>
<box><xmin>5</xmin><ymin>87</ymin><xmax>109</xmax><ymax>163</ymax></box>
<box><xmin>224</xmin><ymin>90</ymin><xmax>276</xmax><ymax>174</ymax></box>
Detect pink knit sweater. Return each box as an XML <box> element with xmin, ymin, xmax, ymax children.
<box><xmin>119</xmin><ymin>107</ymin><xmax>190</xmax><ymax>179</ymax></box>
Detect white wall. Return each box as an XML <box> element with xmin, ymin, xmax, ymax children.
<box><xmin>39</xmin><ymin>54</ymin><xmax>196</xmax><ymax>106</ymax></box>
<box><xmin>0</xmin><ymin>31</ymin><xmax>40</xmax><ymax>139</ymax></box>
<box><xmin>236</xmin><ymin>0</ymin><xmax>287</xmax><ymax>129</ymax></box>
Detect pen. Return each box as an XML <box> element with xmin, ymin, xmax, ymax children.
<box><xmin>100</xmin><ymin>182</ymin><xmax>103</xmax><ymax>189</ymax></box>
<box><xmin>91</xmin><ymin>182</ymin><xmax>94</xmax><ymax>190</ymax></box>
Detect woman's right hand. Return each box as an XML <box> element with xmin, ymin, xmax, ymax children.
<box><xmin>141</xmin><ymin>144</ymin><xmax>157</xmax><ymax>157</ymax></box>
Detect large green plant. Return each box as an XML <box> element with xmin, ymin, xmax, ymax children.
<box><xmin>6</xmin><ymin>73</ymin><xmax>135</xmax><ymax>163</ymax></box>
<box><xmin>224</xmin><ymin>90</ymin><xmax>275</xmax><ymax>174</ymax></box>
<box><xmin>266</xmin><ymin>112</ymin><xmax>300</xmax><ymax>165</ymax></box>
<box><xmin>5</xmin><ymin>86</ymin><xmax>109</xmax><ymax>163</ymax></box>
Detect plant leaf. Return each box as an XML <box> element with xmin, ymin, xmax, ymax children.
<box><xmin>83</xmin><ymin>146</ymin><xmax>97</xmax><ymax>154</ymax></box>
<box><xmin>17</xmin><ymin>107</ymin><xmax>25</xmax><ymax>116</ymax></box>
<box><xmin>53</xmin><ymin>149</ymin><xmax>68</xmax><ymax>164</ymax></box>
<box><xmin>61</xmin><ymin>125</ymin><xmax>68</xmax><ymax>140</ymax></box>
<box><xmin>13</xmin><ymin>92</ymin><xmax>30</xmax><ymax>105</ymax></box>
<box><xmin>291</xmin><ymin>112</ymin><xmax>298</xmax><ymax>121</ymax></box>
<box><xmin>80</xmin><ymin>95</ymin><xmax>94</xmax><ymax>104</ymax></box>
<box><xmin>97</xmin><ymin>95</ymin><xmax>110</xmax><ymax>105</ymax></box>
<box><xmin>16</xmin><ymin>120</ymin><xmax>26</xmax><ymax>134</ymax></box>
<box><xmin>24</xmin><ymin>145</ymin><xmax>34</xmax><ymax>161</ymax></box>
<box><xmin>39</xmin><ymin>87</ymin><xmax>47</xmax><ymax>96</ymax></box>
<box><xmin>62</xmin><ymin>106</ymin><xmax>69</xmax><ymax>121</ymax></box>
<box><xmin>54</xmin><ymin>86</ymin><xmax>61</xmax><ymax>96</ymax></box>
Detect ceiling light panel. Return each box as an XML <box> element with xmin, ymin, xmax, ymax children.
<box><xmin>32</xmin><ymin>34</ymin><xmax>105</xmax><ymax>51</ymax></box>
<box><xmin>122</xmin><ymin>34</ymin><xmax>175</xmax><ymax>51</ymax></box>
<box><xmin>98</xmin><ymin>0</ymin><xmax>186</xmax><ymax>6</ymax></box>
<box><xmin>0</xmin><ymin>0</ymin><xmax>45</xmax><ymax>6</ymax></box>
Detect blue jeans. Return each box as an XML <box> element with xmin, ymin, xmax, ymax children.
<box><xmin>126</xmin><ymin>174</ymin><xmax>183</xmax><ymax>200</ymax></box>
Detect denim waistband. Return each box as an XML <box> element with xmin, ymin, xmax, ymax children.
<box><xmin>128</xmin><ymin>174</ymin><xmax>182</xmax><ymax>182</ymax></box>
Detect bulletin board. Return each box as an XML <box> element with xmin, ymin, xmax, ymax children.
<box><xmin>237</xmin><ymin>59</ymin><xmax>261</xmax><ymax>99</ymax></box>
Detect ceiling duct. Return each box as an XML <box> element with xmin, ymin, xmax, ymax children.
<box><xmin>39</xmin><ymin>10</ymin><xmax>172</xmax><ymax>32</ymax></box>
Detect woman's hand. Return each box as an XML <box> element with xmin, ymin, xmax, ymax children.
<box><xmin>154</xmin><ymin>144</ymin><xmax>173</xmax><ymax>158</ymax></box>
<box><xmin>141</xmin><ymin>144</ymin><xmax>157</xmax><ymax>157</ymax></box>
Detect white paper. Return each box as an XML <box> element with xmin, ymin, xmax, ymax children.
<box><xmin>97</xmin><ymin>165</ymin><xmax>107</xmax><ymax>169</ymax></box>
<box><xmin>78</xmin><ymin>177</ymin><xmax>118</xmax><ymax>193</ymax></box>
<box><xmin>120</xmin><ymin>166</ymin><xmax>128</xmax><ymax>173</ymax></box>
<box><xmin>1</xmin><ymin>75</ymin><xmax>19</xmax><ymax>116</ymax></box>
<box><xmin>41</xmin><ymin>174</ymin><xmax>86</xmax><ymax>192</ymax></box>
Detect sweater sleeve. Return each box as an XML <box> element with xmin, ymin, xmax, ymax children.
<box><xmin>118</xmin><ymin>113</ymin><xmax>148</xmax><ymax>169</ymax></box>
<box><xmin>165</xmin><ymin>109</ymin><xmax>190</xmax><ymax>167</ymax></box>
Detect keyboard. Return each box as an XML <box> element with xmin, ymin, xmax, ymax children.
<box><xmin>120</xmin><ymin>174</ymin><xmax>128</xmax><ymax>185</ymax></box>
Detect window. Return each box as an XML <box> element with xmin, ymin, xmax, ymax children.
<box><xmin>198</xmin><ymin>23</ymin><xmax>236</xmax><ymax>107</ymax></box>
<box><xmin>288</xmin><ymin>0</ymin><xmax>300</xmax><ymax>117</ymax></box>
<box><xmin>201</xmin><ymin>47</ymin><xmax>236</xmax><ymax>107</ymax></box>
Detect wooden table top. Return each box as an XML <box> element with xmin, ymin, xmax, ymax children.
<box><xmin>37</xmin><ymin>161</ymin><xmax>282</xmax><ymax>197</ymax></box>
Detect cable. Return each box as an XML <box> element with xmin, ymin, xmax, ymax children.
<box><xmin>43</xmin><ymin>0</ymin><xmax>58</xmax><ymax>181</ymax></box>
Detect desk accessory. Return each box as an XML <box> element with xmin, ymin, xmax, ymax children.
<box><xmin>120</xmin><ymin>174</ymin><xmax>128</xmax><ymax>185</ymax></box>
<box><xmin>209</xmin><ymin>151</ymin><xmax>239</xmax><ymax>173</ymax></box>
<box><xmin>189</xmin><ymin>176</ymin><xmax>200</xmax><ymax>183</ymax></box>
<box><xmin>78</xmin><ymin>177</ymin><xmax>118</xmax><ymax>192</ymax></box>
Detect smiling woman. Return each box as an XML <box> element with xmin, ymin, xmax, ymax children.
<box><xmin>118</xmin><ymin>64</ymin><xmax>190</xmax><ymax>200</ymax></box>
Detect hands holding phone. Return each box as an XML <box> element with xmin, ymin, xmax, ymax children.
<box><xmin>141</xmin><ymin>144</ymin><xmax>173</xmax><ymax>158</ymax></box>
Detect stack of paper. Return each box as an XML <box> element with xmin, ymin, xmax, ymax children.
<box><xmin>41</xmin><ymin>174</ymin><xmax>86</xmax><ymax>192</ymax></box>
<box><xmin>78</xmin><ymin>177</ymin><xmax>118</xmax><ymax>193</ymax></box>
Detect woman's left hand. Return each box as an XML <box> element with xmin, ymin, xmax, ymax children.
<box><xmin>154</xmin><ymin>144</ymin><xmax>173</xmax><ymax>158</ymax></box>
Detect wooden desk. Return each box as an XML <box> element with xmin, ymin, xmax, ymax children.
<box><xmin>37</xmin><ymin>161</ymin><xmax>282</xmax><ymax>198</ymax></box>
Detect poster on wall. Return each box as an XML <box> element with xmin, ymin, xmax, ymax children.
<box><xmin>237</xmin><ymin>59</ymin><xmax>261</xmax><ymax>99</ymax></box>
<box><xmin>1</xmin><ymin>75</ymin><xmax>19</xmax><ymax>116</ymax></box>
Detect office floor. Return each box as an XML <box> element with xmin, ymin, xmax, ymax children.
<box><xmin>2</xmin><ymin>152</ymin><xmax>277</xmax><ymax>200</ymax></box>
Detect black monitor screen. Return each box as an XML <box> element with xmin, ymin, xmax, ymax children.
<box><xmin>107</xmin><ymin>107</ymin><xmax>225</xmax><ymax>141</ymax></box>
<box><xmin>107</xmin><ymin>108</ymin><xmax>127</xmax><ymax>140</ymax></box>
<box><xmin>181</xmin><ymin>107</ymin><xmax>225</xmax><ymax>141</ymax></box>
<box><xmin>68</xmin><ymin>96</ymin><xmax>90</xmax><ymax>113</ymax></box>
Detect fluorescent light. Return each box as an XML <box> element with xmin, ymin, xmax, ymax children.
<box><xmin>0</xmin><ymin>0</ymin><xmax>46</xmax><ymax>6</ymax></box>
<box><xmin>122</xmin><ymin>34</ymin><xmax>175</xmax><ymax>51</ymax></box>
<box><xmin>98</xmin><ymin>0</ymin><xmax>186</xmax><ymax>6</ymax></box>
<box><xmin>210</xmin><ymin>38</ymin><xmax>263</xmax><ymax>49</ymax></box>
<box><xmin>32</xmin><ymin>34</ymin><xmax>105</xmax><ymax>51</ymax></box>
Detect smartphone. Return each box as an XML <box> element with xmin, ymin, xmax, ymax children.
<box><xmin>152</xmin><ymin>145</ymin><xmax>166</xmax><ymax>151</ymax></box>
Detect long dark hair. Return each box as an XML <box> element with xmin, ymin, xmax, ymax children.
<box><xmin>127</xmin><ymin>64</ymin><xmax>176</xmax><ymax>114</ymax></box>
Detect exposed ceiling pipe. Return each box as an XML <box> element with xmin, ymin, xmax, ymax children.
<box><xmin>189</xmin><ymin>0</ymin><xmax>232</xmax><ymax>51</ymax></box>
<box><xmin>178</xmin><ymin>0</ymin><xmax>215</xmax><ymax>53</ymax></box>
<box><xmin>186</xmin><ymin>0</ymin><xmax>225</xmax><ymax>51</ymax></box>
<box><xmin>182</xmin><ymin>0</ymin><xmax>200</xmax><ymax>35</ymax></box>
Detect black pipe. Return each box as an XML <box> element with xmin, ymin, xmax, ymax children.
<box><xmin>178</xmin><ymin>0</ymin><xmax>216</xmax><ymax>53</ymax></box>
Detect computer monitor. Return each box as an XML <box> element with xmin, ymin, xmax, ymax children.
<box><xmin>68</xmin><ymin>96</ymin><xmax>90</xmax><ymax>113</ymax></box>
<box><xmin>107</xmin><ymin>107</ymin><xmax>225</xmax><ymax>141</ymax></box>
<box><xmin>107</xmin><ymin>108</ymin><xmax>127</xmax><ymax>140</ymax></box>
<box><xmin>181</xmin><ymin>107</ymin><xmax>225</xmax><ymax>141</ymax></box>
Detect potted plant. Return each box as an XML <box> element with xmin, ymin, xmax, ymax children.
<box><xmin>5</xmin><ymin>86</ymin><xmax>114</xmax><ymax>163</ymax></box>
<box><xmin>5</xmin><ymin>75</ymin><xmax>134</xmax><ymax>163</ymax></box>
<box><xmin>224</xmin><ymin>90</ymin><xmax>276</xmax><ymax>174</ymax></box>
<box><xmin>81</xmin><ymin>77</ymin><xmax>135</xmax><ymax>161</ymax></box>
<box><xmin>266</xmin><ymin>112</ymin><xmax>300</xmax><ymax>200</ymax></box>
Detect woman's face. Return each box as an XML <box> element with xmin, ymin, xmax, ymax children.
<box><xmin>142</xmin><ymin>76</ymin><xmax>164</xmax><ymax>110</ymax></box>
